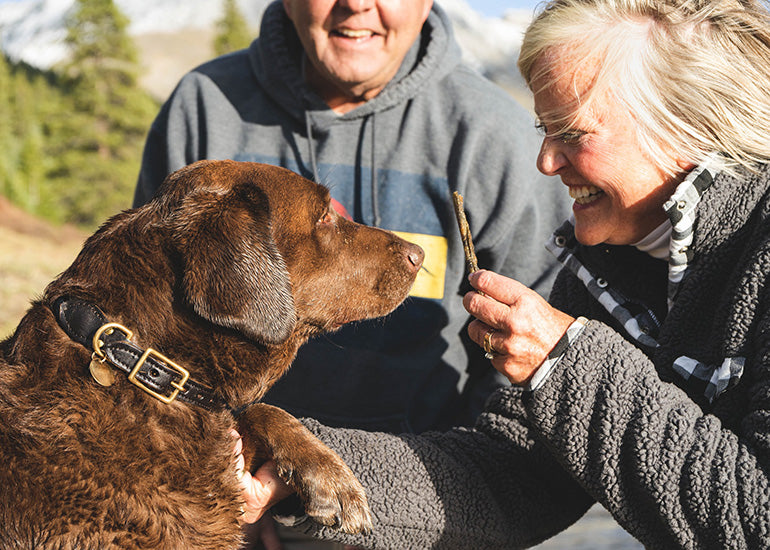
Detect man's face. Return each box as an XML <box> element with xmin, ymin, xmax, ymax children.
<box><xmin>283</xmin><ymin>0</ymin><xmax>433</xmax><ymax>108</ymax></box>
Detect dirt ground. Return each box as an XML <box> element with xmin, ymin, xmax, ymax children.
<box><xmin>0</xmin><ymin>197</ymin><xmax>87</xmax><ymax>339</ymax></box>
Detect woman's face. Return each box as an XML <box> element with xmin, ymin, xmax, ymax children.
<box><xmin>532</xmin><ymin>54</ymin><xmax>687</xmax><ymax>246</ymax></box>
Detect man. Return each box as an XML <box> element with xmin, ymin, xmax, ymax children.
<box><xmin>135</xmin><ymin>0</ymin><xmax>568</xmax><ymax>547</ymax></box>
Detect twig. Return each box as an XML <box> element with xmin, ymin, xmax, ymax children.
<box><xmin>452</xmin><ymin>191</ymin><xmax>479</xmax><ymax>274</ymax></box>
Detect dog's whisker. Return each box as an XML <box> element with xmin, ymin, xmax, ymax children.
<box><xmin>318</xmin><ymin>333</ymin><xmax>348</xmax><ymax>349</ymax></box>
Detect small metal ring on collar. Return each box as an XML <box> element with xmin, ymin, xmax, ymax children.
<box><xmin>483</xmin><ymin>328</ymin><xmax>497</xmax><ymax>359</ymax></box>
<box><xmin>92</xmin><ymin>322</ymin><xmax>134</xmax><ymax>360</ymax></box>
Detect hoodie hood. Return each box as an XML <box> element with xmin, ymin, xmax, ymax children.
<box><xmin>249</xmin><ymin>1</ymin><xmax>462</xmax><ymax>130</ymax></box>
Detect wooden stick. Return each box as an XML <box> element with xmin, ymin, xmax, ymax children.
<box><xmin>452</xmin><ymin>191</ymin><xmax>479</xmax><ymax>273</ymax></box>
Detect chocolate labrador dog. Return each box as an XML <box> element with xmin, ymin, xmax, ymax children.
<box><xmin>0</xmin><ymin>160</ymin><xmax>423</xmax><ymax>549</ymax></box>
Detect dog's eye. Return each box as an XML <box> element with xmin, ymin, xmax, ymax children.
<box><xmin>318</xmin><ymin>210</ymin><xmax>335</xmax><ymax>226</ymax></box>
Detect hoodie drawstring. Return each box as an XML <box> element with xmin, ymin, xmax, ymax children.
<box><xmin>305</xmin><ymin>110</ymin><xmax>321</xmax><ymax>184</ymax></box>
<box><xmin>370</xmin><ymin>112</ymin><xmax>380</xmax><ymax>227</ymax></box>
<box><xmin>303</xmin><ymin>110</ymin><xmax>380</xmax><ymax>227</ymax></box>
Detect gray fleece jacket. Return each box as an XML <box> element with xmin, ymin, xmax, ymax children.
<box><xmin>134</xmin><ymin>2</ymin><xmax>568</xmax><ymax>433</ymax></box>
<box><xmin>296</xmin><ymin>162</ymin><xmax>770</xmax><ymax>549</ymax></box>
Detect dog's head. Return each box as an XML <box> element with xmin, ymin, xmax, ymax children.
<box><xmin>148</xmin><ymin>160</ymin><xmax>423</xmax><ymax>347</ymax></box>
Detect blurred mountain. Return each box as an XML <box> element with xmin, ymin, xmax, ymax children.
<box><xmin>0</xmin><ymin>0</ymin><xmax>534</xmax><ymax>107</ymax></box>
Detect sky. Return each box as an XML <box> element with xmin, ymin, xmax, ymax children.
<box><xmin>470</xmin><ymin>0</ymin><xmax>539</xmax><ymax>17</ymax></box>
<box><xmin>0</xmin><ymin>0</ymin><xmax>541</xmax><ymax>18</ymax></box>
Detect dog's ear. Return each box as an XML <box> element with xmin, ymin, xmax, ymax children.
<box><xmin>171</xmin><ymin>187</ymin><xmax>296</xmax><ymax>345</ymax></box>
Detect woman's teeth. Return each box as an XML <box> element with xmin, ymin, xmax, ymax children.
<box><xmin>569</xmin><ymin>185</ymin><xmax>604</xmax><ymax>204</ymax></box>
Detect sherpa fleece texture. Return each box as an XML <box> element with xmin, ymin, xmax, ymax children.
<box><xmin>295</xmin><ymin>163</ymin><xmax>770</xmax><ymax>549</ymax></box>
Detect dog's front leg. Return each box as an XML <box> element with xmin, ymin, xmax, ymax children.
<box><xmin>237</xmin><ymin>403</ymin><xmax>372</xmax><ymax>534</ymax></box>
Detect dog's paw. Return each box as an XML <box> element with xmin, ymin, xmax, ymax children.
<box><xmin>275</xmin><ymin>448</ymin><xmax>372</xmax><ymax>534</ymax></box>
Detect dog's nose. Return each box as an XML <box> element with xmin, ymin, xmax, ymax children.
<box><xmin>406</xmin><ymin>243</ymin><xmax>424</xmax><ymax>272</ymax></box>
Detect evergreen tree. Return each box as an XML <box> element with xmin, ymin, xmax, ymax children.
<box><xmin>0</xmin><ymin>57</ymin><xmax>49</xmax><ymax>213</ymax></box>
<box><xmin>213</xmin><ymin>0</ymin><xmax>253</xmax><ymax>57</ymax></box>
<box><xmin>0</xmin><ymin>54</ymin><xmax>14</xmax><ymax>199</ymax></box>
<box><xmin>50</xmin><ymin>0</ymin><xmax>157</xmax><ymax>227</ymax></box>
<box><xmin>11</xmin><ymin>73</ymin><xmax>44</xmax><ymax>211</ymax></box>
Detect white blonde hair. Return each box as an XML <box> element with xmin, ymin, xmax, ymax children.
<box><xmin>519</xmin><ymin>0</ymin><xmax>770</xmax><ymax>175</ymax></box>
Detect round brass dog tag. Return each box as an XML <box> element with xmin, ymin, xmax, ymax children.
<box><xmin>89</xmin><ymin>358</ymin><xmax>116</xmax><ymax>387</ymax></box>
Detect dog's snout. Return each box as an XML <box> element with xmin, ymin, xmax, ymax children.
<box><xmin>406</xmin><ymin>243</ymin><xmax>424</xmax><ymax>272</ymax></box>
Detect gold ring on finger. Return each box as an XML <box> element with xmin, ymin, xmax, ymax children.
<box><xmin>483</xmin><ymin>328</ymin><xmax>497</xmax><ymax>359</ymax></box>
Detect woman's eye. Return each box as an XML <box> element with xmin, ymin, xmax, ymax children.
<box><xmin>536</xmin><ymin>119</ymin><xmax>587</xmax><ymax>145</ymax></box>
<box><xmin>559</xmin><ymin>130</ymin><xmax>587</xmax><ymax>145</ymax></box>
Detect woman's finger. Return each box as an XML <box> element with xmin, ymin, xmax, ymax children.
<box><xmin>239</xmin><ymin>461</ymin><xmax>294</xmax><ymax>525</ymax></box>
<box><xmin>468</xmin><ymin>270</ymin><xmax>531</xmax><ymax>306</ymax></box>
<box><xmin>468</xmin><ymin>319</ymin><xmax>502</xmax><ymax>355</ymax></box>
<box><xmin>230</xmin><ymin>429</ymin><xmax>294</xmax><ymax>525</ymax></box>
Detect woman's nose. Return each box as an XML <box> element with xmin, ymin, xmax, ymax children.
<box><xmin>537</xmin><ymin>138</ymin><xmax>568</xmax><ymax>175</ymax></box>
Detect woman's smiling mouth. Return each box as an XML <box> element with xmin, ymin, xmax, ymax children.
<box><xmin>569</xmin><ymin>184</ymin><xmax>604</xmax><ymax>204</ymax></box>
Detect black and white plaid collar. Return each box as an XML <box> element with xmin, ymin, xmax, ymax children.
<box><xmin>546</xmin><ymin>156</ymin><xmax>745</xmax><ymax>403</ymax></box>
<box><xmin>663</xmin><ymin>154</ymin><xmax>720</xmax><ymax>310</ymax></box>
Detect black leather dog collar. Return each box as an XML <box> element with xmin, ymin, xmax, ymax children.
<box><xmin>53</xmin><ymin>297</ymin><xmax>229</xmax><ymax>412</ymax></box>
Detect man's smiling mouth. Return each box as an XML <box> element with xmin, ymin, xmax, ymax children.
<box><xmin>333</xmin><ymin>28</ymin><xmax>374</xmax><ymax>39</ymax></box>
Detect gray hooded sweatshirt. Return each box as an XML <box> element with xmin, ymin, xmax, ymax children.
<box><xmin>134</xmin><ymin>1</ymin><xmax>568</xmax><ymax>434</ymax></box>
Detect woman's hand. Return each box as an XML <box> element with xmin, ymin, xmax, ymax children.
<box><xmin>232</xmin><ymin>431</ymin><xmax>294</xmax><ymax>525</ymax></box>
<box><xmin>464</xmin><ymin>270</ymin><xmax>574</xmax><ymax>385</ymax></box>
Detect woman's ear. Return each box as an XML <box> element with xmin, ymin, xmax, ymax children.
<box><xmin>676</xmin><ymin>158</ymin><xmax>696</xmax><ymax>172</ymax></box>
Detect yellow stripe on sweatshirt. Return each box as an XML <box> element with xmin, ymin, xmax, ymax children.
<box><xmin>392</xmin><ymin>231</ymin><xmax>447</xmax><ymax>300</ymax></box>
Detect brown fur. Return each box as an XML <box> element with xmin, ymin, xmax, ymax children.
<box><xmin>0</xmin><ymin>160</ymin><xmax>423</xmax><ymax>549</ymax></box>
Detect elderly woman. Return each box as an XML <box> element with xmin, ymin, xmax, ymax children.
<box><xmin>239</xmin><ymin>0</ymin><xmax>770</xmax><ymax>547</ymax></box>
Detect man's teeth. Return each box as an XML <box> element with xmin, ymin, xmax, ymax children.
<box><xmin>337</xmin><ymin>29</ymin><xmax>372</xmax><ymax>38</ymax></box>
<box><xmin>569</xmin><ymin>185</ymin><xmax>603</xmax><ymax>204</ymax></box>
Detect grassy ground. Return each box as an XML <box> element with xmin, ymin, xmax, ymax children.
<box><xmin>0</xmin><ymin>200</ymin><xmax>86</xmax><ymax>339</ymax></box>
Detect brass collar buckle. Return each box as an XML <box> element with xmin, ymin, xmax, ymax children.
<box><xmin>91</xmin><ymin>321</ymin><xmax>190</xmax><ymax>404</ymax></box>
<box><xmin>55</xmin><ymin>297</ymin><xmax>228</xmax><ymax>412</ymax></box>
<box><xmin>128</xmin><ymin>348</ymin><xmax>190</xmax><ymax>405</ymax></box>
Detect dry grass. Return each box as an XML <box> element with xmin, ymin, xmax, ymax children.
<box><xmin>0</xmin><ymin>199</ymin><xmax>86</xmax><ymax>339</ymax></box>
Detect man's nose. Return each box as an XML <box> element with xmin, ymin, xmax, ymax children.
<box><xmin>337</xmin><ymin>0</ymin><xmax>376</xmax><ymax>13</ymax></box>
